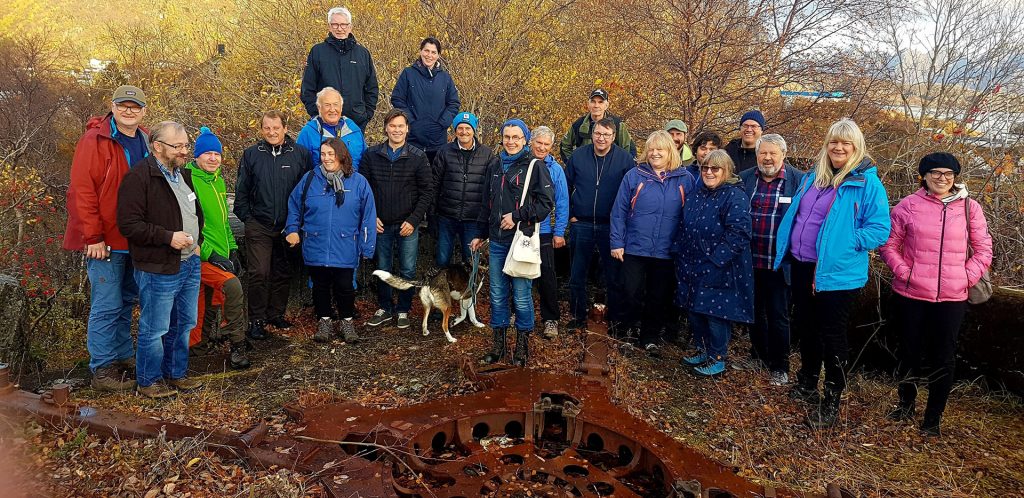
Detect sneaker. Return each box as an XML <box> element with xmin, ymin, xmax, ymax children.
<box><xmin>693</xmin><ymin>359</ymin><xmax>726</xmax><ymax>377</ymax></box>
<box><xmin>167</xmin><ymin>376</ymin><xmax>204</xmax><ymax>392</ymax></box>
<box><xmin>681</xmin><ymin>351</ymin><xmax>708</xmax><ymax>366</ymax></box>
<box><xmin>339</xmin><ymin>318</ymin><xmax>360</xmax><ymax>343</ymax></box>
<box><xmin>543</xmin><ymin>320</ymin><xmax>558</xmax><ymax>338</ymax></box>
<box><xmin>267</xmin><ymin>316</ymin><xmax>293</xmax><ymax>330</ymax></box>
<box><xmin>91</xmin><ymin>365</ymin><xmax>135</xmax><ymax>392</ymax></box>
<box><xmin>246</xmin><ymin>319</ymin><xmax>269</xmax><ymax>340</ymax></box>
<box><xmin>229</xmin><ymin>341</ymin><xmax>251</xmax><ymax>369</ymax></box>
<box><xmin>366</xmin><ymin>309</ymin><xmax>392</xmax><ymax>327</ymax></box>
<box><xmin>313</xmin><ymin>317</ymin><xmax>333</xmax><ymax>343</ymax></box>
<box><xmin>396</xmin><ymin>313</ymin><xmax>411</xmax><ymax>329</ymax></box>
<box><xmin>643</xmin><ymin>343</ymin><xmax>661</xmax><ymax>357</ymax></box>
<box><xmin>769</xmin><ymin>371</ymin><xmax>789</xmax><ymax>386</ymax></box>
<box><xmin>137</xmin><ymin>381</ymin><xmax>176</xmax><ymax>399</ymax></box>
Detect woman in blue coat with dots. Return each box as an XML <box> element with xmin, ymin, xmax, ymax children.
<box><xmin>675</xmin><ymin>150</ymin><xmax>754</xmax><ymax>377</ymax></box>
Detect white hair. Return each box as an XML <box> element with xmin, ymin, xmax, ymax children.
<box><xmin>532</xmin><ymin>126</ymin><xmax>556</xmax><ymax>142</ymax></box>
<box><xmin>755</xmin><ymin>133</ymin><xmax>787</xmax><ymax>155</ymax></box>
<box><xmin>327</xmin><ymin>7</ymin><xmax>352</xmax><ymax>24</ymax></box>
<box><xmin>316</xmin><ymin>87</ymin><xmax>343</xmax><ymax>106</ymax></box>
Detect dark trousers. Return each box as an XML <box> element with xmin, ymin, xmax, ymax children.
<box><xmin>892</xmin><ymin>293</ymin><xmax>966</xmax><ymax>425</ymax></box>
<box><xmin>308</xmin><ymin>266</ymin><xmax>355</xmax><ymax>320</ymax></box>
<box><xmin>537</xmin><ymin>233</ymin><xmax>560</xmax><ymax>321</ymax></box>
<box><xmin>751</xmin><ymin>268</ymin><xmax>792</xmax><ymax>373</ymax></box>
<box><xmin>202</xmin><ymin>276</ymin><xmax>246</xmax><ymax>344</ymax></box>
<box><xmin>621</xmin><ymin>254</ymin><xmax>675</xmax><ymax>346</ymax></box>
<box><xmin>243</xmin><ymin>221</ymin><xmax>291</xmax><ymax>322</ymax></box>
<box><xmin>791</xmin><ymin>259</ymin><xmax>858</xmax><ymax>394</ymax></box>
<box><xmin>568</xmin><ymin>222</ymin><xmax>625</xmax><ymax>322</ymax></box>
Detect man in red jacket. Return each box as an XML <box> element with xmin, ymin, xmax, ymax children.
<box><xmin>63</xmin><ymin>85</ymin><xmax>149</xmax><ymax>392</ymax></box>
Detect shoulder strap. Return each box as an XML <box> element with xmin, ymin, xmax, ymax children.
<box><xmin>298</xmin><ymin>171</ymin><xmax>316</xmax><ymax>230</ymax></box>
<box><xmin>519</xmin><ymin>159</ymin><xmax>538</xmax><ymax>207</ymax></box>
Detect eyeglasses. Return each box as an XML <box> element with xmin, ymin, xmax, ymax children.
<box><xmin>329</xmin><ymin>22</ymin><xmax>351</xmax><ymax>29</ymax></box>
<box><xmin>700</xmin><ymin>166</ymin><xmax>724</xmax><ymax>173</ymax></box>
<box><xmin>502</xmin><ymin>135</ymin><xmax>524</xmax><ymax>142</ymax></box>
<box><xmin>593</xmin><ymin>132</ymin><xmax>614</xmax><ymax>139</ymax></box>
<box><xmin>927</xmin><ymin>170</ymin><xmax>956</xmax><ymax>180</ymax></box>
<box><xmin>741</xmin><ymin>124</ymin><xmax>762</xmax><ymax>130</ymax></box>
<box><xmin>115</xmin><ymin>103</ymin><xmax>144</xmax><ymax>114</ymax></box>
<box><xmin>156</xmin><ymin>140</ymin><xmax>190</xmax><ymax>152</ymax></box>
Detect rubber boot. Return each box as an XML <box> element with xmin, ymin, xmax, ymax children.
<box><xmin>806</xmin><ymin>390</ymin><xmax>841</xmax><ymax>429</ymax></box>
<box><xmin>512</xmin><ymin>329</ymin><xmax>530</xmax><ymax>367</ymax></box>
<box><xmin>480</xmin><ymin>327</ymin><xmax>508</xmax><ymax>364</ymax></box>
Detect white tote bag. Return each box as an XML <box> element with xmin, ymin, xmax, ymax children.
<box><xmin>503</xmin><ymin>159</ymin><xmax>542</xmax><ymax>279</ymax></box>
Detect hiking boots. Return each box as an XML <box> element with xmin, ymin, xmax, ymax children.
<box><xmin>396</xmin><ymin>313</ymin><xmax>411</xmax><ymax>329</ymax></box>
<box><xmin>806</xmin><ymin>390</ymin><xmax>842</xmax><ymax>429</ymax></box>
<box><xmin>769</xmin><ymin>371</ymin><xmax>790</xmax><ymax>386</ymax></box>
<box><xmin>481</xmin><ymin>327</ymin><xmax>508</xmax><ymax>365</ymax></box>
<box><xmin>246</xmin><ymin>319</ymin><xmax>269</xmax><ymax>340</ymax></box>
<box><xmin>366</xmin><ymin>309</ymin><xmax>392</xmax><ymax>327</ymax></box>
<box><xmin>789</xmin><ymin>381</ymin><xmax>821</xmax><ymax>405</ymax></box>
<box><xmin>512</xmin><ymin>330</ymin><xmax>530</xmax><ymax>367</ymax></box>
<box><xmin>920</xmin><ymin>420</ymin><xmax>942</xmax><ymax>437</ymax></box>
<box><xmin>138</xmin><ymin>381</ymin><xmax>176</xmax><ymax>399</ymax></box>
<box><xmin>229</xmin><ymin>341</ymin><xmax>251</xmax><ymax>369</ymax></box>
<box><xmin>91</xmin><ymin>365</ymin><xmax>135</xmax><ymax>392</ymax></box>
<box><xmin>313</xmin><ymin>317</ymin><xmax>333</xmax><ymax>343</ymax></box>
<box><xmin>167</xmin><ymin>376</ymin><xmax>204</xmax><ymax>392</ymax></box>
<box><xmin>887</xmin><ymin>404</ymin><xmax>916</xmax><ymax>422</ymax></box>
<box><xmin>267</xmin><ymin>316</ymin><xmax>293</xmax><ymax>330</ymax></box>
<box><xmin>543</xmin><ymin>320</ymin><xmax>558</xmax><ymax>338</ymax></box>
<box><xmin>339</xmin><ymin>318</ymin><xmax>360</xmax><ymax>343</ymax></box>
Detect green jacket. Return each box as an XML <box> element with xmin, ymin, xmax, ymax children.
<box><xmin>559</xmin><ymin>112</ymin><xmax>637</xmax><ymax>163</ymax></box>
<box><xmin>186</xmin><ymin>162</ymin><xmax>237</xmax><ymax>261</ymax></box>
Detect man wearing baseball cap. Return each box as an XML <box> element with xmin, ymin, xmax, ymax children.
<box><xmin>559</xmin><ymin>88</ymin><xmax>636</xmax><ymax>163</ymax></box>
<box><xmin>664</xmin><ymin>119</ymin><xmax>694</xmax><ymax>163</ymax></box>
<box><xmin>63</xmin><ymin>85</ymin><xmax>150</xmax><ymax>392</ymax></box>
<box><xmin>431</xmin><ymin>111</ymin><xmax>498</xmax><ymax>267</ymax></box>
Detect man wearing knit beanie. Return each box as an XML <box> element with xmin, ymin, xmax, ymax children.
<box><xmin>186</xmin><ymin>127</ymin><xmax>250</xmax><ymax>370</ymax></box>
<box><xmin>726</xmin><ymin>109</ymin><xmax>766</xmax><ymax>173</ymax></box>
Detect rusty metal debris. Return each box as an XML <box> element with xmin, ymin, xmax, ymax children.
<box><xmin>0</xmin><ymin>308</ymin><xmax>855</xmax><ymax>497</ymax></box>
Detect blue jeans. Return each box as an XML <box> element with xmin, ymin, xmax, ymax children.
<box><xmin>688</xmin><ymin>311</ymin><xmax>732</xmax><ymax>361</ymax></box>
<box><xmin>375</xmin><ymin>224</ymin><xmax>419</xmax><ymax>313</ymax></box>
<box><xmin>86</xmin><ymin>253</ymin><xmax>138</xmax><ymax>372</ymax></box>
<box><xmin>134</xmin><ymin>256</ymin><xmax>201</xmax><ymax>387</ymax></box>
<box><xmin>568</xmin><ymin>222</ymin><xmax>625</xmax><ymax>322</ymax></box>
<box><xmin>488</xmin><ymin>241</ymin><xmax>535</xmax><ymax>331</ymax></box>
<box><xmin>435</xmin><ymin>216</ymin><xmax>481</xmax><ymax>267</ymax></box>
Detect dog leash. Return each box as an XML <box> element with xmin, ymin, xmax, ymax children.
<box><xmin>468</xmin><ymin>247</ymin><xmax>481</xmax><ymax>307</ymax></box>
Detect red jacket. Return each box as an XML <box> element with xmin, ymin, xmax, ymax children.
<box><xmin>63</xmin><ymin>114</ymin><xmax>148</xmax><ymax>251</ymax></box>
<box><xmin>880</xmin><ymin>188</ymin><xmax>993</xmax><ymax>302</ymax></box>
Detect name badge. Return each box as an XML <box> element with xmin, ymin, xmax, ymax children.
<box><xmin>779</xmin><ymin>196</ymin><xmax>792</xmax><ymax>204</ymax></box>
<box><xmin>188</xmin><ymin>192</ymin><xmax>197</xmax><ymax>202</ymax></box>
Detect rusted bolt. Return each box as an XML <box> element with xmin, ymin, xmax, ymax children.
<box><xmin>43</xmin><ymin>384</ymin><xmax>71</xmax><ymax>407</ymax></box>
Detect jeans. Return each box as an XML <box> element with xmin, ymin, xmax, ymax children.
<box><xmin>791</xmin><ymin>259</ymin><xmax>857</xmax><ymax>394</ymax></box>
<box><xmin>309</xmin><ymin>266</ymin><xmax>355</xmax><ymax>319</ymax></box>
<box><xmin>751</xmin><ymin>268</ymin><xmax>792</xmax><ymax>373</ymax></box>
<box><xmin>135</xmin><ymin>255</ymin><xmax>202</xmax><ymax>387</ymax></box>
<box><xmin>621</xmin><ymin>254</ymin><xmax>675</xmax><ymax>346</ymax></box>
<box><xmin>537</xmin><ymin>234</ymin><xmax>560</xmax><ymax>321</ymax></box>
<box><xmin>435</xmin><ymin>216</ymin><xmax>481</xmax><ymax>267</ymax></box>
<box><xmin>86</xmin><ymin>253</ymin><xmax>138</xmax><ymax>372</ymax></box>
<box><xmin>688</xmin><ymin>311</ymin><xmax>732</xmax><ymax>360</ymax></box>
<box><xmin>488</xmin><ymin>241</ymin><xmax>535</xmax><ymax>331</ymax></box>
<box><xmin>244</xmin><ymin>221</ymin><xmax>291</xmax><ymax>321</ymax></box>
<box><xmin>375</xmin><ymin>224</ymin><xmax>419</xmax><ymax>313</ymax></box>
<box><xmin>568</xmin><ymin>222</ymin><xmax>625</xmax><ymax>322</ymax></box>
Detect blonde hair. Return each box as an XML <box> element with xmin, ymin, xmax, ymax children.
<box><xmin>644</xmin><ymin>130</ymin><xmax>682</xmax><ymax>171</ymax></box>
<box><xmin>813</xmin><ymin>118</ymin><xmax>871</xmax><ymax>189</ymax></box>
<box><xmin>704</xmin><ymin>149</ymin><xmax>735</xmax><ymax>179</ymax></box>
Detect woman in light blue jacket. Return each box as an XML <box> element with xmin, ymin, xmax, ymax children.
<box><xmin>285</xmin><ymin>138</ymin><xmax>376</xmax><ymax>344</ymax></box>
<box><xmin>773</xmin><ymin>118</ymin><xmax>890</xmax><ymax>429</ymax></box>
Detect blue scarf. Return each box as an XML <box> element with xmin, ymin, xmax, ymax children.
<box><xmin>499</xmin><ymin>147</ymin><xmax>529</xmax><ymax>172</ymax></box>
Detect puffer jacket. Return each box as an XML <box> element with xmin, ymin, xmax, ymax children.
<box><xmin>284</xmin><ymin>168</ymin><xmax>376</xmax><ymax>269</ymax></box>
<box><xmin>610</xmin><ymin>164</ymin><xmax>696</xmax><ymax>259</ymax></box>
<box><xmin>432</xmin><ymin>139</ymin><xmax>497</xmax><ymax>221</ymax></box>
<box><xmin>674</xmin><ymin>179</ymin><xmax>753</xmax><ymax>323</ymax></box>
<box><xmin>773</xmin><ymin>158</ymin><xmax>891</xmax><ymax>291</ymax></box>
<box><xmin>476</xmin><ymin>154</ymin><xmax>554</xmax><ymax>244</ymax></box>
<box><xmin>296</xmin><ymin>116</ymin><xmax>366</xmax><ymax>172</ymax></box>
<box><xmin>880</xmin><ymin>188</ymin><xmax>992</xmax><ymax>302</ymax></box>
<box><xmin>360</xmin><ymin>143</ymin><xmax>434</xmax><ymax>227</ymax></box>
<box><xmin>390</xmin><ymin>59</ymin><xmax>461</xmax><ymax>152</ymax></box>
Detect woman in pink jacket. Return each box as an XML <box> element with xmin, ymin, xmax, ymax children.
<box><xmin>879</xmin><ymin>152</ymin><xmax>992</xmax><ymax>436</ymax></box>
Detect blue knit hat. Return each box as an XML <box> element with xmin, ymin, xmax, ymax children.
<box><xmin>193</xmin><ymin>126</ymin><xmax>223</xmax><ymax>158</ymax></box>
<box><xmin>739</xmin><ymin>110</ymin><xmax>766</xmax><ymax>130</ymax></box>
<box><xmin>501</xmin><ymin>119</ymin><xmax>530</xmax><ymax>143</ymax></box>
<box><xmin>452</xmin><ymin>111</ymin><xmax>479</xmax><ymax>133</ymax></box>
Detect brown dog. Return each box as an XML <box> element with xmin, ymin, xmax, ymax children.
<box><xmin>372</xmin><ymin>264</ymin><xmax>485</xmax><ymax>342</ymax></box>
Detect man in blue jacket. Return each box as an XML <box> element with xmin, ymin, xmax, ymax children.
<box><xmin>739</xmin><ymin>134</ymin><xmax>804</xmax><ymax>385</ymax></box>
<box><xmin>297</xmin><ymin>87</ymin><xmax>366</xmax><ymax>172</ymax></box>
<box><xmin>300</xmin><ymin>7</ymin><xmax>379</xmax><ymax>130</ymax></box>
<box><xmin>564</xmin><ymin>118</ymin><xmax>635</xmax><ymax>332</ymax></box>
<box><xmin>531</xmin><ymin>126</ymin><xmax>569</xmax><ymax>338</ymax></box>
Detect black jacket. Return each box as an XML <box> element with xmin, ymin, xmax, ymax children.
<box><xmin>564</xmin><ymin>144</ymin><xmax>635</xmax><ymax>224</ymax></box>
<box><xmin>432</xmin><ymin>140</ymin><xmax>498</xmax><ymax>221</ymax></box>
<box><xmin>234</xmin><ymin>137</ymin><xmax>312</xmax><ymax>232</ymax></box>
<box><xmin>117</xmin><ymin>156</ymin><xmax>204</xmax><ymax>275</ymax></box>
<box><xmin>360</xmin><ymin>143</ymin><xmax>434</xmax><ymax>227</ymax></box>
<box><xmin>300</xmin><ymin>34</ymin><xmax>380</xmax><ymax>130</ymax></box>
<box><xmin>725</xmin><ymin>138</ymin><xmax>758</xmax><ymax>173</ymax></box>
<box><xmin>476</xmin><ymin>154</ymin><xmax>554</xmax><ymax>244</ymax></box>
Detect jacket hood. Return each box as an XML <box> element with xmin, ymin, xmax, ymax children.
<box><xmin>412</xmin><ymin>58</ymin><xmax>446</xmax><ymax>78</ymax></box>
<box><xmin>306</xmin><ymin>116</ymin><xmax>358</xmax><ymax>138</ymax></box>
<box><xmin>636</xmin><ymin>163</ymin><xmax>688</xmax><ymax>180</ymax></box>
<box><xmin>186</xmin><ymin>162</ymin><xmax>221</xmax><ymax>182</ymax></box>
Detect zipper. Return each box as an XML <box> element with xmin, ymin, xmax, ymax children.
<box><xmin>936</xmin><ymin>204</ymin><xmax>947</xmax><ymax>300</ymax></box>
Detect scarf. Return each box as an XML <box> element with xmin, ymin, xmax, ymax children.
<box><xmin>320</xmin><ymin>164</ymin><xmax>346</xmax><ymax>206</ymax></box>
<box><xmin>499</xmin><ymin>147</ymin><xmax>528</xmax><ymax>172</ymax></box>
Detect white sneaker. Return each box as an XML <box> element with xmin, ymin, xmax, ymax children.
<box><xmin>769</xmin><ymin>371</ymin><xmax>789</xmax><ymax>386</ymax></box>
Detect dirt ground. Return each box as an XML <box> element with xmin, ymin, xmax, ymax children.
<box><xmin>2</xmin><ymin>297</ymin><xmax>1022</xmax><ymax>497</ymax></box>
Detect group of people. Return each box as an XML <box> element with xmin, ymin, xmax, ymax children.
<box><xmin>63</xmin><ymin>6</ymin><xmax>993</xmax><ymax>437</ymax></box>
